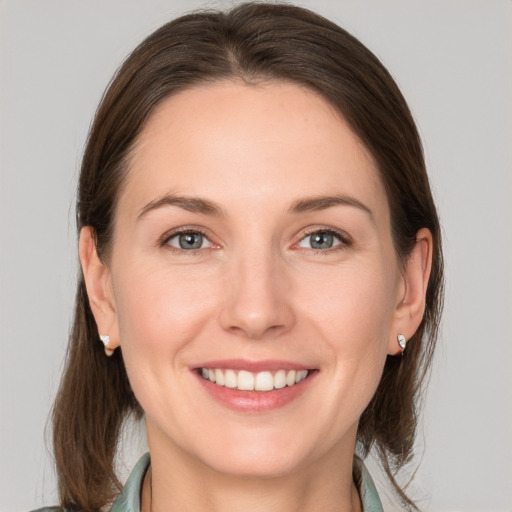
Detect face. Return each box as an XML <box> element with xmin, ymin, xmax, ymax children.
<box><xmin>103</xmin><ymin>81</ymin><xmax>406</xmax><ymax>477</ymax></box>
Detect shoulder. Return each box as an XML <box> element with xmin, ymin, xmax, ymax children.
<box><xmin>28</xmin><ymin>454</ymin><xmax>150</xmax><ymax>512</ymax></box>
<box><xmin>30</xmin><ymin>508</ymin><xmax>65</xmax><ymax>512</ymax></box>
<box><xmin>30</xmin><ymin>505</ymin><xmax>82</xmax><ymax>512</ymax></box>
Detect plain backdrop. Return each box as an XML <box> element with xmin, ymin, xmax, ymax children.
<box><xmin>1</xmin><ymin>1</ymin><xmax>511</xmax><ymax>511</ymax></box>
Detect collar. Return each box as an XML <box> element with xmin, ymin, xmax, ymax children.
<box><xmin>110</xmin><ymin>452</ymin><xmax>384</xmax><ymax>512</ymax></box>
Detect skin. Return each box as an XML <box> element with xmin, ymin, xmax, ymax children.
<box><xmin>80</xmin><ymin>80</ymin><xmax>432</xmax><ymax>512</ymax></box>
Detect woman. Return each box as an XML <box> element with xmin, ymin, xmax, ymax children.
<box><xmin>43</xmin><ymin>2</ymin><xmax>443</xmax><ymax>511</ymax></box>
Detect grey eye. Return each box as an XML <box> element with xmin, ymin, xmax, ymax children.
<box><xmin>167</xmin><ymin>232</ymin><xmax>207</xmax><ymax>250</ymax></box>
<box><xmin>298</xmin><ymin>230</ymin><xmax>341</xmax><ymax>250</ymax></box>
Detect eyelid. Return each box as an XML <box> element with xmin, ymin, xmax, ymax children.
<box><xmin>294</xmin><ymin>226</ymin><xmax>352</xmax><ymax>250</ymax></box>
<box><xmin>159</xmin><ymin>226</ymin><xmax>218</xmax><ymax>250</ymax></box>
<box><xmin>158</xmin><ymin>225</ymin><xmax>352</xmax><ymax>252</ymax></box>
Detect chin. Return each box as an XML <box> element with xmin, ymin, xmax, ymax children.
<box><xmin>205</xmin><ymin>450</ymin><xmax>308</xmax><ymax>480</ymax></box>
<box><xmin>189</xmin><ymin>428</ymin><xmax>320</xmax><ymax>479</ymax></box>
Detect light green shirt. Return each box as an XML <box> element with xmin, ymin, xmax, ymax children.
<box><xmin>34</xmin><ymin>452</ymin><xmax>384</xmax><ymax>512</ymax></box>
<box><xmin>110</xmin><ymin>453</ymin><xmax>384</xmax><ymax>512</ymax></box>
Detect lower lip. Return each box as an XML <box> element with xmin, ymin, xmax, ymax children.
<box><xmin>195</xmin><ymin>371</ymin><xmax>316</xmax><ymax>413</ymax></box>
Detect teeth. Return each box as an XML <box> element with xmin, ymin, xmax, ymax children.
<box><xmin>237</xmin><ymin>370</ymin><xmax>254</xmax><ymax>390</ymax></box>
<box><xmin>296</xmin><ymin>370</ymin><xmax>308</xmax><ymax>384</ymax></box>
<box><xmin>224</xmin><ymin>369</ymin><xmax>237</xmax><ymax>388</ymax></box>
<box><xmin>214</xmin><ymin>369</ymin><xmax>225</xmax><ymax>386</ymax></box>
<box><xmin>255</xmin><ymin>371</ymin><xmax>274</xmax><ymax>391</ymax></box>
<box><xmin>200</xmin><ymin>368</ymin><xmax>310</xmax><ymax>391</ymax></box>
<box><xmin>286</xmin><ymin>370</ymin><xmax>296</xmax><ymax>387</ymax></box>
<box><xmin>274</xmin><ymin>369</ymin><xmax>287</xmax><ymax>389</ymax></box>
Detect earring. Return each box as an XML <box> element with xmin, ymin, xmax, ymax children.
<box><xmin>99</xmin><ymin>334</ymin><xmax>115</xmax><ymax>357</ymax></box>
<box><xmin>397</xmin><ymin>334</ymin><xmax>407</xmax><ymax>352</ymax></box>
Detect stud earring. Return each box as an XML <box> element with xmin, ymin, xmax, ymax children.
<box><xmin>397</xmin><ymin>334</ymin><xmax>407</xmax><ymax>352</ymax></box>
<box><xmin>99</xmin><ymin>334</ymin><xmax>115</xmax><ymax>357</ymax></box>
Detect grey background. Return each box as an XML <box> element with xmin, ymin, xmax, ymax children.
<box><xmin>1</xmin><ymin>1</ymin><xmax>511</xmax><ymax>511</ymax></box>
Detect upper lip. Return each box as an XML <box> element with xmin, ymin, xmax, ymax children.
<box><xmin>193</xmin><ymin>359</ymin><xmax>311</xmax><ymax>372</ymax></box>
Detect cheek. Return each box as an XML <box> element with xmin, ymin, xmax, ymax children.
<box><xmin>111</xmin><ymin>261</ymin><xmax>223</xmax><ymax>422</ymax></box>
<box><xmin>112</xmin><ymin>260</ymin><xmax>221</xmax><ymax>363</ymax></box>
<box><xmin>297</xmin><ymin>259</ymin><xmax>396</xmax><ymax>404</ymax></box>
<box><xmin>299</xmin><ymin>258</ymin><xmax>397</xmax><ymax>344</ymax></box>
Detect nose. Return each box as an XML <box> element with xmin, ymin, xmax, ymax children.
<box><xmin>218</xmin><ymin>252</ymin><xmax>295</xmax><ymax>340</ymax></box>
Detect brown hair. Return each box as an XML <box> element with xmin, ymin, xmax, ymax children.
<box><xmin>52</xmin><ymin>3</ymin><xmax>443</xmax><ymax>510</ymax></box>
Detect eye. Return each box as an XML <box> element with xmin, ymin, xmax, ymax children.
<box><xmin>165</xmin><ymin>230</ymin><xmax>211</xmax><ymax>250</ymax></box>
<box><xmin>297</xmin><ymin>229</ymin><xmax>346</xmax><ymax>250</ymax></box>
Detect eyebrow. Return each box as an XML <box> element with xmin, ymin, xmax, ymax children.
<box><xmin>137</xmin><ymin>193</ymin><xmax>373</xmax><ymax>220</ymax></box>
<box><xmin>138</xmin><ymin>194</ymin><xmax>225</xmax><ymax>219</ymax></box>
<box><xmin>289</xmin><ymin>194</ymin><xmax>373</xmax><ymax>218</ymax></box>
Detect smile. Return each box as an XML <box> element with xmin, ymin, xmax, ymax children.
<box><xmin>200</xmin><ymin>368</ymin><xmax>309</xmax><ymax>392</ymax></box>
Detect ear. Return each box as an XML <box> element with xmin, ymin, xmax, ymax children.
<box><xmin>79</xmin><ymin>227</ymin><xmax>120</xmax><ymax>351</ymax></box>
<box><xmin>388</xmin><ymin>228</ymin><xmax>433</xmax><ymax>355</ymax></box>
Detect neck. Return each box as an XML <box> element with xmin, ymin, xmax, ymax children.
<box><xmin>142</xmin><ymin>433</ymin><xmax>362</xmax><ymax>512</ymax></box>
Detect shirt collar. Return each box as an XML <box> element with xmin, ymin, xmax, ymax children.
<box><xmin>110</xmin><ymin>452</ymin><xmax>384</xmax><ymax>512</ymax></box>
<box><xmin>109</xmin><ymin>453</ymin><xmax>150</xmax><ymax>512</ymax></box>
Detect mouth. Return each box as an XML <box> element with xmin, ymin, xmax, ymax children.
<box><xmin>199</xmin><ymin>368</ymin><xmax>309</xmax><ymax>392</ymax></box>
<box><xmin>193</xmin><ymin>361</ymin><xmax>316</xmax><ymax>412</ymax></box>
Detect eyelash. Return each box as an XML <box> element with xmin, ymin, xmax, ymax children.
<box><xmin>296</xmin><ymin>227</ymin><xmax>352</xmax><ymax>253</ymax></box>
<box><xmin>160</xmin><ymin>227</ymin><xmax>213</xmax><ymax>254</ymax></box>
<box><xmin>160</xmin><ymin>227</ymin><xmax>351</xmax><ymax>254</ymax></box>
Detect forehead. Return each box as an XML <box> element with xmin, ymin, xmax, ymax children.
<box><xmin>122</xmin><ymin>80</ymin><xmax>387</xmax><ymax>220</ymax></box>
